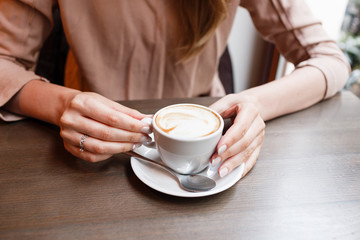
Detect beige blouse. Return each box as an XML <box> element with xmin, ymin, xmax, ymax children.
<box><xmin>0</xmin><ymin>0</ymin><xmax>350</xmax><ymax>121</ymax></box>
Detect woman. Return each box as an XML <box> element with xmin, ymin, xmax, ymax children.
<box><xmin>0</xmin><ymin>0</ymin><xmax>350</xmax><ymax>178</ymax></box>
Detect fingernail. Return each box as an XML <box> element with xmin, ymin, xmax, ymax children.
<box><xmin>218</xmin><ymin>145</ymin><xmax>227</xmax><ymax>155</ymax></box>
<box><xmin>219</xmin><ymin>167</ymin><xmax>229</xmax><ymax>178</ymax></box>
<box><xmin>132</xmin><ymin>143</ymin><xmax>142</xmax><ymax>150</ymax></box>
<box><xmin>141</xmin><ymin>117</ymin><xmax>153</xmax><ymax>125</ymax></box>
<box><xmin>212</xmin><ymin>157</ymin><xmax>221</xmax><ymax>167</ymax></box>
<box><xmin>141</xmin><ymin>126</ymin><xmax>152</xmax><ymax>134</ymax></box>
<box><xmin>140</xmin><ymin>135</ymin><xmax>152</xmax><ymax>143</ymax></box>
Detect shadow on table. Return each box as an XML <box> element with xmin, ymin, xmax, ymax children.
<box><xmin>123</xmin><ymin>158</ymin><xmax>239</xmax><ymax>205</ymax></box>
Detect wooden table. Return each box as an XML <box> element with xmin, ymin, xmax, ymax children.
<box><xmin>1</xmin><ymin>91</ymin><xmax>359</xmax><ymax>239</ymax></box>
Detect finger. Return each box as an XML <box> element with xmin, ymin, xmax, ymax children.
<box><xmin>216</xmin><ymin>103</ymin><xmax>259</xmax><ymax>152</ymax></box>
<box><xmin>217</xmin><ymin>131</ymin><xmax>264</xmax><ymax>177</ymax></box>
<box><xmin>63</xmin><ymin>135</ymin><xmax>139</xmax><ymax>163</ymax></box>
<box><xmin>76</xmin><ymin>134</ymin><xmax>138</xmax><ymax>155</ymax></box>
<box><xmin>87</xmin><ymin>92</ymin><xmax>150</xmax><ymax>120</ymax></box>
<box><xmin>61</xmin><ymin>130</ymin><xmax>143</xmax><ymax>154</ymax></box>
<box><xmin>64</xmin><ymin>142</ymin><xmax>113</xmax><ymax>163</ymax></box>
<box><xmin>211</xmin><ymin>114</ymin><xmax>265</xmax><ymax>166</ymax></box>
<box><xmin>61</xmin><ymin>115</ymin><xmax>152</xmax><ymax>143</ymax></box>
<box><xmin>242</xmin><ymin>145</ymin><xmax>261</xmax><ymax>177</ymax></box>
<box><xmin>69</xmin><ymin>94</ymin><xmax>150</xmax><ymax>132</ymax></box>
<box><xmin>216</xmin><ymin>115</ymin><xmax>265</xmax><ymax>162</ymax></box>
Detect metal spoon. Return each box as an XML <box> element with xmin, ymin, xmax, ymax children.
<box><xmin>125</xmin><ymin>151</ymin><xmax>216</xmax><ymax>192</ymax></box>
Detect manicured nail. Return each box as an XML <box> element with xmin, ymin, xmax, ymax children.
<box><xmin>212</xmin><ymin>157</ymin><xmax>221</xmax><ymax>167</ymax></box>
<box><xmin>219</xmin><ymin>167</ymin><xmax>229</xmax><ymax>178</ymax></box>
<box><xmin>141</xmin><ymin>126</ymin><xmax>152</xmax><ymax>134</ymax></box>
<box><xmin>141</xmin><ymin>117</ymin><xmax>153</xmax><ymax>125</ymax></box>
<box><xmin>140</xmin><ymin>136</ymin><xmax>152</xmax><ymax>143</ymax></box>
<box><xmin>218</xmin><ymin>145</ymin><xmax>227</xmax><ymax>155</ymax></box>
<box><xmin>132</xmin><ymin>143</ymin><xmax>142</xmax><ymax>150</ymax></box>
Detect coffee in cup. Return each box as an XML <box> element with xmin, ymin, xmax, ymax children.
<box><xmin>152</xmin><ymin>104</ymin><xmax>224</xmax><ymax>174</ymax></box>
<box><xmin>155</xmin><ymin>104</ymin><xmax>221</xmax><ymax>138</ymax></box>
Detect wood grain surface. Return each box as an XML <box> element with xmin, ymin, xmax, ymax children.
<box><xmin>0</xmin><ymin>92</ymin><xmax>359</xmax><ymax>240</ymax></box>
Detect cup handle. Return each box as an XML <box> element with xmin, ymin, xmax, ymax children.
<box><xmin>140</xmin><ymin>117</ymin><xmax>156</xmax><ymax>149</ymax></box>
<box><xmin>142</xmin><ymin>141</ymin><xmax>157</xmax><ymax>149</ymax></box>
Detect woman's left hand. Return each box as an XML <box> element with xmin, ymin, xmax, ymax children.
<box><xmin>209</xmin><ymin>94</ymin><xmax>265</xmax><ymax>178</ymax></box>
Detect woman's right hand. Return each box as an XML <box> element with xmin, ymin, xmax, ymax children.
<box><xmin>59</xmin><ymin>92</ymin><xmax>152</xmax><ymax>162</ymax></box>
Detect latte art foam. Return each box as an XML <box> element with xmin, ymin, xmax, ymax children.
<box><xmin>155</xmin><ymin>105</ymin><xmax>221</xmax><ymax>138</ymax></box>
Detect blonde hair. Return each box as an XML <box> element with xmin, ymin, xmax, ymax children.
<box><xmin>176</xmin><ymin>0</ymin><xmax>230</xmax><ymax>62</ymax></box>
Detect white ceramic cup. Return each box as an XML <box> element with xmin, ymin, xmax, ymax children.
<box><xmin>152</xmin><ymin>103</ymin><xmax>224</xmax><ymax>175</ymax></box>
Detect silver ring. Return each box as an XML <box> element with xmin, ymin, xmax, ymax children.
<box><xmin>79</xmin><ymin>134</ymin><xmax>88</xmax><ymax>152</ymax></box>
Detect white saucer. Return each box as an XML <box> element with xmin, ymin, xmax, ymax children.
<box><xmin>130</xmin><ymin>145</ymin><xmax>245</xmax><ymax>197</ymax></box>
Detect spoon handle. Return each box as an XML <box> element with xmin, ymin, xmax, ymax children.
<box><xmin>124</xmin><ymin>151</ymin><xmax>178</xmax><ymax>177</ymax></box>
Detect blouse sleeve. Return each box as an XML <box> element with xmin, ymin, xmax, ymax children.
<box><xmin>240</xmin><ymin>0</ymin><xmax>351</xmax><ymax>99</ymax></box>
<box><xmin>0</xmin><ymin>0</ymin><xmax>55</xmax><ymax>121</ymax></box>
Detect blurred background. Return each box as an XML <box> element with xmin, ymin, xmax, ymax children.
<box><xmin>339</xmin><ymin>0</ymin><xmax>360</xmax><ymax>97</ymax></box>
<box><xmin>228</xmin><ymin>0</ymin><xmax>360</xmax><ymax>98</ymax></box>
